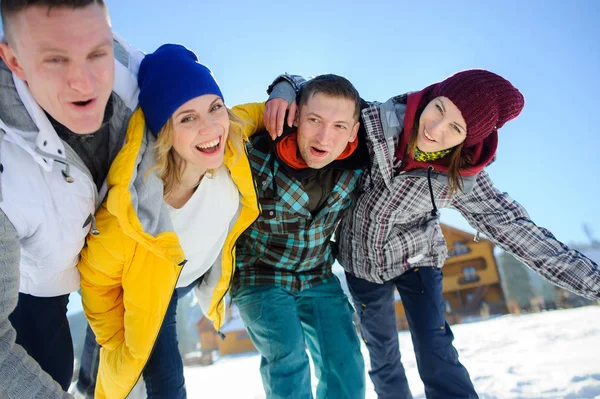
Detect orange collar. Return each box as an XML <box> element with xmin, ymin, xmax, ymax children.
<box><xmin>275</xmin><ymin>131</ymin><xmax>359</xmax><ymax>170</ymax></box>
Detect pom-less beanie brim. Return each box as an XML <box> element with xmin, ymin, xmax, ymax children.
<box><xmin>138</xmin><ymin>44</ymin><xmax>224</xmax><ymax>135</ymax></box>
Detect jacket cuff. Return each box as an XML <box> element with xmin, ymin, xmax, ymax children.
<box><xmin>266</xmin><ymin>73</ymin><xmax>306</xmax><ymax>95</ymax></box>
<box><xmin>267</xmin><ymin>80</ymin><xmax>296</xmax><ymax>105</ymax></box>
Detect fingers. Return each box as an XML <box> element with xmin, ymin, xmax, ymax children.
<box><xmin>264</xmin><ymin>100</ymin><xmax>274</xmax><ymax>137</ymax></box>
<box><xmin>287</xmin><ymin>100</ymin><xmax>298</xmax><ymax>129</ymax></box>
<box><xmin>264</xmin><ymin>100</ymin><xmax>277</xmax><ymax>139</ymax></box>
<box><xmin>264</xmin><ymin>98</ymin><xmax>289</xmax><ymax>139</ymax></box>
<box><xmin>275</xmin><ymin>103</ymin><xmax>286</xmax><ymax>138</ymax></box>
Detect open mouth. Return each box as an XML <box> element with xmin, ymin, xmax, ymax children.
<box><xmin>71</xmin><ymin>99</ymin><xmax>95</xmax><ymax>108</ymax></box>
<box><xmin>310</xmin><ymin>146</ymin><xmax>328</xmax><ymax>157</ymax></box>
<box><xmin>195</xmin><ymin>137</ymin><xmax>221</xmax><ymax>154</ymax></box>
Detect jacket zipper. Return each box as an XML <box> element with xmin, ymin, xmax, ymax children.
<box><xmin>123</xmin><ymin>260</ymin><xmax>186</xmax><ymax>398</ymax></box>
<box><xmin>214</xmin><ymin>146</ymin><xmax>262</xmax><ymax>337</ymax></box>
<box><xmin>214</xmin><ymin>210</ymin><xmax>260</xmax><ymax>339</ymax></box>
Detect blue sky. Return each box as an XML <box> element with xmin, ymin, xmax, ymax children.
<box><xmin>9</xmin><ymin>1</ymin><xmax>600</xmax><ymax>245</ymax></box>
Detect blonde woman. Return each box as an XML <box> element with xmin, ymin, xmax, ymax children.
<box><xmin>78</xmin><ymin>44</ymin><xmax>262</xmax><ymax>399</ymax></box>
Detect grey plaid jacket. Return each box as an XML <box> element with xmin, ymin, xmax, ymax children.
<box><xmin>340</xmin><ymin>96</ymin><xmax>600</xmax><ymax>300</ymax></box>
<box><xmin>270</xmin><ymin>74</ymin><xmax>600</xmax><ymax>300</ymax></box>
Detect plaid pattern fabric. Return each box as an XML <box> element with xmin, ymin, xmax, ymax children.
<box><xmin>234</xmin><ymin>136</ymin><xmax>362</xmax><ymax>293</ymax></box>
<box><xmin>338</xmin><ymin>101</ymin><xmax>600</xmax><ymax>300</ymax></box>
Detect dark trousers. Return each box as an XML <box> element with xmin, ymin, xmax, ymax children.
<box><xmin>9</xmin><ymin>293</ymin><xmax>74</xmax><ymax>391</ymax></box>
<box><xmin>346</xmin><ymin>267</ymin><xmax>478</xmax><ymax>399</ymax></box>
<box><xmin>75</xmin><ymin>324</ymin><xmax>100</xmax><ymax>397</ymax></box>
<box><xmin>141</xmin><ymin>288</ymin><xmax>187</xmax><ymax>399</ymax></box>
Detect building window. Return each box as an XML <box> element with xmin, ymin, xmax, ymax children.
<box><xmin>460</xmin><ymin>266</ymin><xmax>480</xmax><ymax>284</ymax></box>
<box><xmin>448</xmin><ymin>241</ymin><xmax>471</xmax><ymax>257</ymax></box>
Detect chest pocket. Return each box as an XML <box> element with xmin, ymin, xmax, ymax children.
<box><xmin>247</xmin><ymin>135</ymin><xmax>360</xmax><ymax>236</ymax></box>
<box><xmin>3</xmin><ymin>152</ymin><xmax>95</xmax><ymax>269</ymax></box>
<box><xmin>256</xmin><ymin>169</ymin><xmax>310</xmax><ymax>235</ymax></box>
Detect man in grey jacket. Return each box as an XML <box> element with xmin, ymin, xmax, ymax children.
<box><xmin>0</xmin><ymin>1</ymin><xmax>141</xmax><ymax>397</ymax></box>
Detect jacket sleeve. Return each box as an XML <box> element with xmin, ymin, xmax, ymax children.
<box><xmin>0</xmin><ymin>210</ymin><xmax>72</xmax><ymax>399</ymax></box>
<box><xmin>78</xmin><ymin>205</ymin><xmax>127</xmax><ymax>351</ymax></box>
<box><xmin>451</xmin><ymin>170</ymin><xmax>600</xmax><ymax>300</ymax></box>
<box><xmin>232</xmin><ymin>102</ymin><xmax>266</xmax><ymax>139</ymax></box>
<box><xmin>266</xmin><ymin>73</ymin><xmax>307</xmax><ymax>104</ymax></box>
<box><xmin>267</xmin><ymin>73</ymin><xmax>307</xmax><ymax>95</ymax></box>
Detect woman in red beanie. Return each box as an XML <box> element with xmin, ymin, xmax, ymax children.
<box><xmin>265</xmin><ymin>69</ymin><xmax>600</xmax><ymax>399</ymax></box>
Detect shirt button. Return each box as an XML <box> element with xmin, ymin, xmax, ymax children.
<box><xmin>262</xmin><ymin>180</ymin><xmax>267</xmax><ymax>186</ymax></box>
<box><xmin>269</xmin><ymin>211</ymin><xmax>274</xmax><ymax>216</ymax></box>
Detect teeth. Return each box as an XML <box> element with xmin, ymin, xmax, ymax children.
<box><xmin>196</xmin><ymin>138</ymin><xmax>219</xmax><ymax>149</ymax></box>
<box><xmin>424</xmin><ymin>129</ymin><xmax>435</xmax><ymax>141</ymax></box>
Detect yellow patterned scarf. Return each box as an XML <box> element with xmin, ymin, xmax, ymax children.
<box><xmin>414</xmin><ymin>147</ymin><xmax>452</xmax><ymax>162</ymax></box>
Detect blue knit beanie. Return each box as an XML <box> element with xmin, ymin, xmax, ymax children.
<box><xmin>138</xmin><ymin>44</ymin><xmax>224</xmax><ymax>135</ymax></box>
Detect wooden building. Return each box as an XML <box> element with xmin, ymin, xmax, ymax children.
<box><xmin>197</xmin><ymin>305</ymin><xmax>258</xmax><ymax>358</ymax></box>
<box><xmin>395</xmin><ymin>224</ymin><xmax>507</xmax><ymax>329</ymax></box>
<box><xmin>217</xmin><ymin>314</ymin><xmax>257</xmax><ymax>356</ymax></box>
<box><xmin>191</xmin><ymin>316</ymin><xmax>219</xmax><ymax>365</ymax></box>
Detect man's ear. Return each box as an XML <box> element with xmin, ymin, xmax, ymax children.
<box><xmin>0</xmin><ymin>42</ymin><xmax>26</xmax><ymax>81</ymax></box>
<box><xmin>349</xmin><ymin>121</ymin><xmax>360</xmax><ymax>142</ymax></box>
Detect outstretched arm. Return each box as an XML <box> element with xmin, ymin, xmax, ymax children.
<box><xmin>452</xmin><ymin>171</ymin><xmax>600</xmax><ymax>300</ymax></box>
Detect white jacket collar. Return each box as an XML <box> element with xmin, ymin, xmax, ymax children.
<box><xmin>13</xmin><ymin>74</ymin><xmax>66</xmax><ymax>169</ymax></box>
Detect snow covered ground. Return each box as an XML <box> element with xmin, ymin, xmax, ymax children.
<box><xmin>184</xmin><ymin>305</ymin><xmax>600</xmax><ymax>399</ymax></box>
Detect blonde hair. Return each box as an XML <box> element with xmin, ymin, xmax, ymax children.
<box><xmin>150</xmin><ymin>108</ymin><xmax>245</xmax><ymax>198</ymax></box>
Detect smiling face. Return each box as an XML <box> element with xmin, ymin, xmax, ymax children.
<box><xmin>295</xmin><ymin>92</ymin><xmax>360</xmax><ymax>169</ymax></box>
<box><xmin>170</xmin><ymin>94</ymin><xmax>229</xmax><ymax>177</ymax></box>
<box><xmin>416</xmin><ymin>96</ymin><xmax>467</xmax><ymax>152</ymax></box>
<box><xmin>0</xmin><ymin>4</ymin><xmax>114</xmax><ymax>134</ymax></box>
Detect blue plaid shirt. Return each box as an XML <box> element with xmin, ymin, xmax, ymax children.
<box><xmin>233</xmin><ymin>133</ymin><xmax>362</xmax><ymax>293</ymax></box>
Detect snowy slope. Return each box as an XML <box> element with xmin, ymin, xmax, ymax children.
<box><xmin>184</xmin><ymin>306</ymin><xmax>600</xmax><ymax>399</ymax></box>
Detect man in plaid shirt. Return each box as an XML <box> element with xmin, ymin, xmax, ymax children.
<box><xmin>266</xmin><ymin>70</ymin><xmax>600</xmax><ymax>399</ymax></box>
<box><xmin>231</xmin><ymin>74</ymin><xmax>369</xmax><ymax>399</ymax></box>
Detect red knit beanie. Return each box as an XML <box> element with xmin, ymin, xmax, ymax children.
<box><xmin>419</xmin><ymin>69</ymin><xmax>525</xmax><ymax>148</ymax></box>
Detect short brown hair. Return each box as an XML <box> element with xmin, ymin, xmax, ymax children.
<box><xmin>1</xmin><ymin>0</ymin><xmax>107</xmax><ymax>44</ymax></box>
<box><xmin>297</xmin><ymin>74</ymin><xmax>361</xmax><ymax>121</ymax></box>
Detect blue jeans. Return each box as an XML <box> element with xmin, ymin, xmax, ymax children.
<box><xmin>346</xmin><ymin>268</ymin><xmax>478</xmax><ymax>399</ymax></box>
<box><xmin>77</xmin><ymin>282</ymin><xmax>196</xmax><ymax>398</ymax></box>
<box><xmin>141</xmin><ymin>287</ymin><xmax>188</xmax><ymax>398</ymax></box>
<box><xmin>9</xmin><ymin>293</ymin><xmax>74</xmax><ymax>391</ymax></box>
<box><xmin>232</xmin><ymin>278</ymin><xmax>365</xmax><ymax>399</ymax></box>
